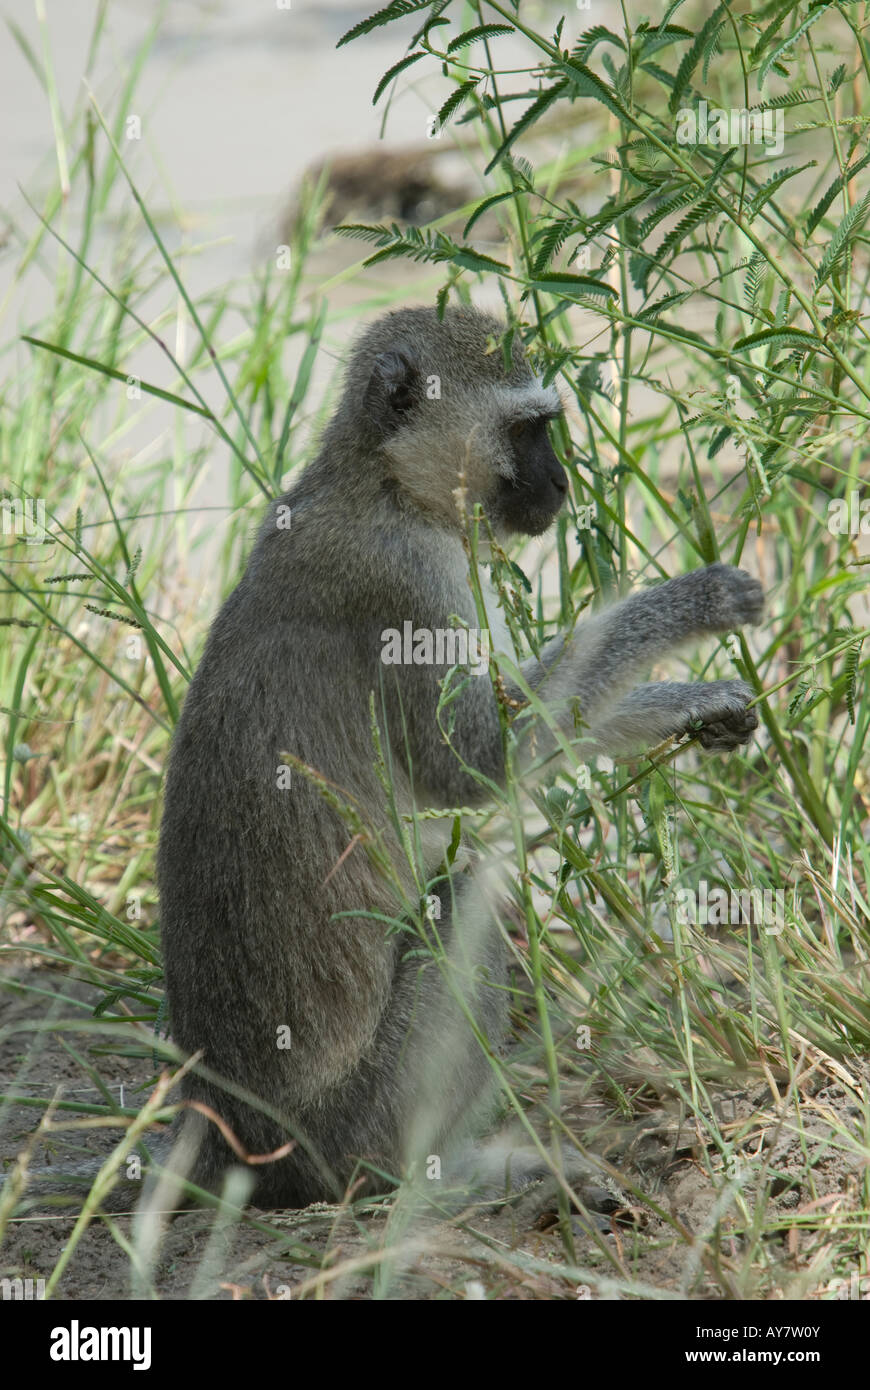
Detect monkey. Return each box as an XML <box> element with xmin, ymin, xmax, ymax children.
<box><xmin>149</xmin><ymin>304</ymin><xmax>764</xmax><ymax>1214</ymax></box>
<box><xmin>284</xmin><ymin>145</ymin><xmax>473</xmax><ymax>232</ymax></box>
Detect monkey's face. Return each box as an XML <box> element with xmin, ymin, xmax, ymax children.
<box><xmin>488</xmin><ymin>414</ymin><xmax>568</xmax><ymax>537</ymax></box>
<box><xmin>359</xmin><ymin>313</ymin><xmax>569</xmax><ymax>536</ymax></box>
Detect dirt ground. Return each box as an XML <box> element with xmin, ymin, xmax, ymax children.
<box><xmin>0</xmin><ymin>966</ymin><xmax>864</xmax><ymax>1301</ymax></box>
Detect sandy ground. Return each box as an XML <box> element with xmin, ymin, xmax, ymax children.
<box><xmin>1</xmin><ymin>966</ymin><xmax>863</xmax><ymax>1301</ymax></box>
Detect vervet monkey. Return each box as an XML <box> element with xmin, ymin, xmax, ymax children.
<box><xmin>155</xmin><ymin>305</ymin><xmax>762</xmax><ymax>1210</ymax></box>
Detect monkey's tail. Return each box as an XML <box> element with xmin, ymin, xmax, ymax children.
<box><xmin>2</xmin><ymin>1129</ymin><xmax>179</xmax><ymax>1216</ymax></box>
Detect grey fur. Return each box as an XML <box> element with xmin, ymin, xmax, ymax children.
<box><xmin>150</xmin><ymin>306</ymin><xmax>763</xmax><ymax>1209</ymax></box>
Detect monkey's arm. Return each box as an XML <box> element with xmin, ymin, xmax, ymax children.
<box><xmin>507</xmin><ymin>563</ymin><xmax>762</xmax><ymax>737</ymax></box>
<box><xmin>583</xmin><ymin>679</ymin><xmax>758</xmax><ymax>754</ymax></box>
<box><xmin>383</xmin><ymin>659</ymin><xmax>508</xmax><ymax>806</ymax></box>
<box><xmin>386</xmin><ymin>564</ymin><xmax>761</xmax><ymax>802</ymax></box>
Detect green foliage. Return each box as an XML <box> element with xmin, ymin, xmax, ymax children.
<box><xmin>328</xmin><ymin>0</ymin><xmax>870</xmax><ymax>1289</ymax></box>
<box><xmin>1</xmin><ymin>0</ymin><xmax>868</xmax><ymax>1299</ymax></box>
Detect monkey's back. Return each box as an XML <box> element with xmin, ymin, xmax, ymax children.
<box><xmin>156</xmin><ymin>493</ymin><xmax>490</xmax><ymax>1200</ymax></box>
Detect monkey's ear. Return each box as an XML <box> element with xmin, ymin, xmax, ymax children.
<box><xmin>365</xmin><ymin>348</ymin><xmax>420</xmax><ymax>429</ymax></box>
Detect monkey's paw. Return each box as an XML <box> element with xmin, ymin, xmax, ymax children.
<box><xmin>699</xmin><ymin>563</ymin><xmax>764</xmax><ymax>632</ymax></box>
<box><xmin>684</xmin><ymin>679</ymin><xmax>759</xmax><ymax>752</ymax></box>
<box><xmin>515</xmin><ymin>1152</ymin><xmax>634</xmax><ymax>1235</ymax></box>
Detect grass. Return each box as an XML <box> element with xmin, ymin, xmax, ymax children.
<box><xmin>0</xmin><ymin>0</ymin><xmax>868</xmax><ymax>1300</ymax></box>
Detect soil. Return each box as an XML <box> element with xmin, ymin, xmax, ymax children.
<box><xmin>1</xmin><ymin>966</ymin><xmax>863</xmax><ymax>1301</ymax></box>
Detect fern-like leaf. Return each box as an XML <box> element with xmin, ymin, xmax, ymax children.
<box><xmin>506</xmin><ymin>154</ymin><xmax>535</xmax><ymax>189</ymax></box>
<box><xmin>333</xmin><ymin>222</ymin><xmax>396</xmax><ymax>245</ymax></box>
<box><xmin>733</xmin><ymin>326</ymin><xmax>823</xmax><ymax>354</ymax></box>
<box><xmin>484</xmin><ymin>80</ymin><xmax>568</xmax><ymax>174</ymax></box>
<box><xmin>637</xmin><ymin>290</ymin><xmax>692</xmax><ymax>320</ymax></box>
<box><xmin>807</xmin><ymin>151</ymin><xmax>870</xmax><ymax>235</ymax></box>
<box><xmin>657</xmin><ymin>197</ymin><xmax>717</xmax><ymax>263</ymax></box>
<box><xmin>749</xmin><ymin>0</ymin><xmax>799</xmax><ymax>66</ymax></box>
<box><xmin>584</xmin><ymin>189</ymin><xmax>649</xmax><ymax>239</ymax></box>
<box><xmin>571</xmin><ymin>25</ymin><xmax>625</xmax><ymax>61</ymax></box>
<box><xmin>669</xmin><ymin>6</ymin><xmax>726</xmax><ymax>113</ymax></box>
<box><xmin>522</xmin><ymin>271</ymin><xmax>619</xmax><ymax>301</ymax></box>
<box><xmin>815</xmin><ymin>191</ymin><xmax>870</xmax><ymax>286</ymax></box>
<box><xmin>787</xmin><ymin>679</ymin><xmax>811</xmax><ymax>724</ymax></box>
<box><xmin>372</xmin><ymin>51</ymin><xmax>426</xmax><ymax>105</ymax></box>
<box><xmin>446</xmin><ymin>23</ymin><xmax>514</xmax><ymax>52</ymax></box>
<box><xmin>758</xmin><ymin>2</ymin><xmax>833</xmax><ymax>87</ymax></box>
<box><xmin>634</xmin><ymin>23</ymin><xmax>693</xmax><ymax>61</ymax></box>
<box><xmin>437</xmin><ymin>78</ymin><xmax>481</xmax><ymax>129</ymax></box>
<box><xmin>744</xmin><ymin>250</ymin><xmax>766</xmax><ymax>310</ymax></box>
<box><xmin>708</xmin><ymin>425</ymin><xmax>733</xmax><ymax>458</ymax></box>
<box><xmin>748</xmin><ymin>162</ymin><xmax>815</xmax><ymax>221</ymax></box>
<box><xmin>338</xmin><ymin>0</ymin><xmax>442</xmax><ymax>49</ymax></box>
<box><xmin>637</xmin><ymin>183</ymin><xmax>697</xmax><ymax>242</ymax></box>
<box><xmin>462</xmin><ymin>191</ymin><xmax>515</xmax><ymax>238</ymax></box>
<box><xmin>559</xmin><ymin>57</ymin><xmax>631</xmax><ymax>124</ymax></box>
<box><xmin>748</xmin><ymin>86</ymin><xmax>820</xmax><ymax>111</ymax></box>
<box><xmin>531</xmin><ymin>219</ymin><xmax>571</xmax><ymax>274</ymax></box>
<box><xmin>337</xmin><ymin>222</ymin><xmax>510</xmax><ymax>274</ymax></box>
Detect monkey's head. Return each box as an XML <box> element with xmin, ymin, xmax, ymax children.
<box><xmin>336</xmin><ymin>306</ymin><xmax>568</xmax><ymax>538</ymax></box>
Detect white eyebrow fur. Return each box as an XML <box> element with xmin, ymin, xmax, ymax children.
<box><xmin>494</xmin><ymin>379</ymin><xmax>563</xmax><ymax>422</ymax></box>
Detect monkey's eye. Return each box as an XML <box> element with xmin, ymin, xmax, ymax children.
<box><xmin>509</xmin><ymin>420</ymin><xmax>526</xmax><ymax>441</ymax></box>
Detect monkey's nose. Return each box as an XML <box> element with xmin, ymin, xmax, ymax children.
<box><xmin>550</xmin><ymin>468</ymin><xmax>568</xmax><ymax>495</ymax></box>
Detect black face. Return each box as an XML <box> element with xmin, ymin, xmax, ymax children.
<box><xmin>493</xmin><ymin>416</ymin><xmax>568</xmax><ymax>536</ymax></box>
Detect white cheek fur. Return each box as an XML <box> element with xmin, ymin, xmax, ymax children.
<box><xmin>493</xmin><ymin>378</ymin><xmax>562</xmax><ymax>422</ymax></box>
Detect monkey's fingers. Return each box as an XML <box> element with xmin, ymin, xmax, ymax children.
<box><xmin>697</xmin><ymin>706</ymin><xmax>759</xmax><ymax>752</ymax></box>
<box><xmin>701</xmin><ymin>563</ymin><xmax>765</xmax><ymax>630</ymax></box>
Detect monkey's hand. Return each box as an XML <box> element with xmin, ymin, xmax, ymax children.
<box><xmin>680</xmin><ymin>678</ymin><xmax>759</xmax><ymax>752</ymax></box>
<box><xmin>453</xmin><ymin>1140</ymin><xmax>629</xmax><ymax>1231</ymax></box>
<box><xmin>586</xmin><ymin>679</ymin><xmax>759</xmax><ymax>755</ymax></box>
<box><xmin>687</xmin><ymin>562</ymin><xmax>764</xmax><ymax>633</ymax></box>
